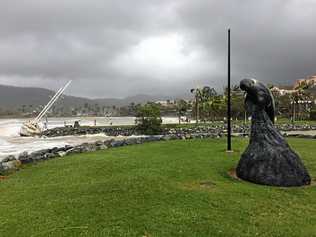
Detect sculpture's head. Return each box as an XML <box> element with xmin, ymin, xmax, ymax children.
<box><xmin>240</xmin><ymin>78</ymin><xmax>275</xmax><ymax>123</ymax></box>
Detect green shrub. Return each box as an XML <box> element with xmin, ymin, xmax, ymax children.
<box><xmin>135</xmin><ymin>103</ymin><xmax>162</xmax><ymax>135</ymax></box>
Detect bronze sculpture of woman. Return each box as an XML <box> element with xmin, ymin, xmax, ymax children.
<box><xmin>236</xmin><ymin>78</ymin><xmax>311</xmax><ymax>187</ymax></box>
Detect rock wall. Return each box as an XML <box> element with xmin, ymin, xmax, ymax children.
<box><xmin>41</xmin><ymin>124</ymin><xmax>316</xmax><ymax>137</ymax></box>
<box><xmin>2</xmin><ymin>126</ymin><xmax>315</xmax><ymax>175</ymax></box>
<box><xmin>42</xmin><ymin>126</ymin><xmax>136</xmax><ymax>137</ymax></box>
<box><xmin>0</xmin><ymin>133</ymin><xmax>221</xmax><ymax>175</ymax></box>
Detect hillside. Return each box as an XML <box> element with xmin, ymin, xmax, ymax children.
<box><xmin>0</xmin><ymin>84</ymin><xmax>93</xmax><ymax>109</ymax></box>
<box><xmin>0</xmin><ymin>84</ymin><xmax>180</xmax><ymax>110</ymax></box>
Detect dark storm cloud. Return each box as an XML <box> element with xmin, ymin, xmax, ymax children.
<box><xmin>176</xmin><ymin>0</ymin><xmax>316</xmax><ymax>86</ymax></box>
<box><xmin>0</xmin><ymin>0</ymin><xmax>315</xmax><ymax>98</ymax></box>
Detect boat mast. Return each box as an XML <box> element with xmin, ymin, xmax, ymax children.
<box><xmin>33</xmin><ymin>80</ymin><xmax>72</xmax><ymax>123</ymax></box>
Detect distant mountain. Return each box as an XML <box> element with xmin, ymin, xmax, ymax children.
<box><xmin>0</xmin><ymin>84</ymin><xmax>93</xmax><ymax>109</ymax></box>
<box><xmin>0</xmin><ymin>84</ymin><xmax>185</xmax><ymax>109</ymax></box>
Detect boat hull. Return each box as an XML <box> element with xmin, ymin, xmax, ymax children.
<box><xmin>19</xmin><ymin>122</ymin><xmax>42</xmax><ymax>137</ymax></box>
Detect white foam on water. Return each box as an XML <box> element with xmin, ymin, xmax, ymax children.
<box><xmin>0</xmin><ymin>116</ymin><xmax>179</xmax><ymax>161</ymax></box>
<box><xmin>0</xmin><ymin>133</ymin><xmax>114</xmax><ymax>161</ymax></box>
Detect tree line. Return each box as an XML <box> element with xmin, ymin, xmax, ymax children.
<box><xmin>1</xmin><ymin>83</ymin><xmax>315</xmax><ymax>121</ymax></box>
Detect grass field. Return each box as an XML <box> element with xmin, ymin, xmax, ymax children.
<box><xmin>0</xmin><ymin>138</ymin><xmax>315</xmax><ymax>237</ymax></box>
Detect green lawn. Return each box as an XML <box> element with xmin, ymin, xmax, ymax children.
<box><xmin>0</xmin><ymin>138</ymin><xmax>316</xmax><ymax>237</ymax></box>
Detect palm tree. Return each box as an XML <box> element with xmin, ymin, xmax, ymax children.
<box><xmin>176</xmin><ymin>100</ymin><xmax>188</xmax><ymax>124</ymax></box>
<box><xmin>191</xmin><ymin>87</ymin><xmax>217</xmax><ymax>123</ymax></box>
<box><xmin>190</xmin><ymin>88</ymin><xmax>201</xmax><ymax>123</ymax></box>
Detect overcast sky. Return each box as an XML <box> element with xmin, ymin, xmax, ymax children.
<box><xmin>0</xmin><ymin>0</ymin><xmax>315</xmax><ymax>98</ymax></box>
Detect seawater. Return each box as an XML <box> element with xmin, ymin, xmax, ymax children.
<box><xmin>0</xmin><ymin>117</ymin><xmax>179</xmax><ymax>161</ymax></box>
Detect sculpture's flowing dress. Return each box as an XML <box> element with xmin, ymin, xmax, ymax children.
<box><xmin>236</xmin><ymin>107</ymin><xmax>311</xmax><ymax>186</ymax></box>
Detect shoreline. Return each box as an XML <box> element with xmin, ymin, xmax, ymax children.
<box><xmin>1</xmin><ymin>117</ymin><xmax>316</xmax><ymax>165</ymax></box>
<box><xmin>1</xmin><ymin>131</ymin><xmax>315</xmax><ymax>175</ymax></box>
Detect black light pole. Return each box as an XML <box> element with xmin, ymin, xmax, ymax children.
<box><xmin>227</xmin><ymin>28</ymin><xmax>232</xmax><ymax>151</ymax></box>
<box><xmin>195</xmin><ymin>92</ymin><xmax>199</xmax><ymax>124</ymax></box>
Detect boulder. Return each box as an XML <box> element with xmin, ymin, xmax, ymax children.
<box><xmin>98</xmin><ymin>144</ymin><xmax>108</xmax><ymax>150</ymax></box>
<box><xmin>2</xmin><ymin>155</ymin><xmax>16</xmax><ymax>163</ymax></box>
<box><xmin>57</xmin><ymin>151</ymin><xmax>67</xmax><ymax>157</ymax></box>
<box><xmin>29</xmin><ymin>151</ymin><xmax>44</xmax><ymax>161</ymax></box>
<box><xmin>44</xmin><ymin>153</ymin><xmax>57</xmax><ymax>159</ymax></box>
<box><xmin>18</xmin><ymin>152</ymin><xmax>33</xmax><ymax>164</ymax></box>
<box><xmin>1</xmin><ymin>160</ymin><xmax>21</xmax><ymax>171</ymax></box>
<box><xmin>110</xmin><ymin>140</ymin><xmax>126</xmax><ymax>147</ymax></box>
<box><xmin>125</xmin><ymin>137</ymin><xmax>138</xmax><ymax>145</ymax></box>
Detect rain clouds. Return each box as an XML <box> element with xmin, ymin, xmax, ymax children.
<box><xmin>0</xmin><ymin>0</ymin><xmax>315</xmax><ymax>98</ymax></box>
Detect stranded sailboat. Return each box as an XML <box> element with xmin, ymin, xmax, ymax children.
<box><xmin>19</xmin><ymin>81</ymin><xmax>72</xmax><ymax>137</ymax></box>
